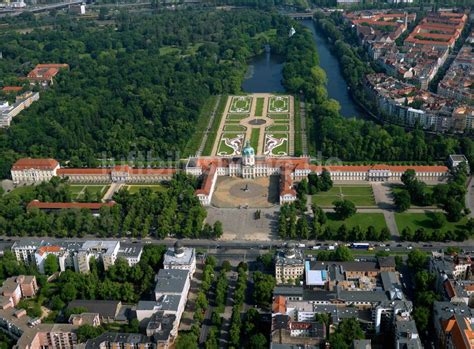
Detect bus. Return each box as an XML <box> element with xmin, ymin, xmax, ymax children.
<box><xmin>351</xmin><ymin>243</ymin><xmax>370</xmax><ymax>250</ymax></box>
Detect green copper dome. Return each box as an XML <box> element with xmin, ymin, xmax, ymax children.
<box><xmin>242</xmin><ymin>140</ymin><xmax>255</xmax><ymax>156</ymax></box>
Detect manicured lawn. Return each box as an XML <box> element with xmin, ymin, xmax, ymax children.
<box><xmin>230</xmin><ymin>96</ymin><xmax>252</xmax><ymax>113</ymax></box>
<box><xmin>268</xmin><ymin>114</ymin><xmax>289</xmax><ymax>120</ymax></box>
<box><xmin>293</xmin><ymin>95</ymin><xmax>302</xmax><ymax>155</ymax></box>
<box><xmin>227</xmin><ymin>114</ymin><xmax>249</xmax><ymax>120</ymax></box>
<box><xmin>395</xmin><ymin>213</ymin><xmax>468</xmax><ymax>234</ymax></box>
<box><xmin>6</xmin><ymin>185</ymin><xmax>36</xmax><ymax>197</ymax></box>
<box><xmin>218</xmin><ymin>140</ymin><xmax>236</xmax><ymax>155</ymax></box>
<box><xmin>70</xmin><ymin>185</ymin><xmax>109</xmax><ymax>200</ymax></box>
<box><xmin>326</xmin><ymin>213</ymin><xmax>387</xmax><ymax>231</ymax></box>
<box><xmin>126</xmin><ymin>184</ymin><xmax>166</xmax><ymax>194</ymax></box>
<box><xmin>312</xmin><ymin>185</ymin><xmax>376</xmax><ymax>207</ymax></box>
<box><xmin>159</xmin><ymin>46</ymin><xmax>180</xmax><ymax>56</ymax></box>
<box><xmin>255</xmin><ymin>97</ymin><xmax>264</xmax><ymax>117</ymax></box>
<box><xmin>224</xmin><ymin>125</ymin><xmax>246</xmax><ymax>132</ymax></box>
<box><xmin>274</xmin><ymin>120</ymin><xmax>289</xmax><ymax>124</ymax></box>
<box><xmin>266</xmin><ymin>125</ymin><xmax>288</xmax><ymax>132</ymax></box>
<box><xmin>268</xmin><ymin>96</ymin><xmax>289</xmax><ymax>113</ymax></box>
<box><xmin>271</xmin><ymin>141</ymin><xmax>288</xmax><ymax>156</ymax></box>
<box><xmin>250</xmin><ymin>128</ymin><xmax>260</xmax><ymax>150</ymax></box>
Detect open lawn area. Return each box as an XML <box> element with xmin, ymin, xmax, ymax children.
<box><xmin>126</xmin><ymin>184</ymin><xmax>167</xmax><ymax>194</ymax></box>
<box><xmin>395</xmin><ymin>213</ymin><xmax>468</xmax><ymax>234</ymax></box>
<box><xmin>6</xmin><ymin>185</ymin><xmax>36</xmax><ymax>197</ymax></box>
<box><xmin>250</xmin><ymin>128</ymin><xmax>260</xmax><ymax>150</ymax></box>
<box><xmin>326</xmin><ymin>212</ymin><xmax>387</xmax><ymax>231</ymax></box>
<box><xmin>268</xmin><ymin>114</ymin><xmax>289</xmax><ymax>120</ymax></box>
<box><xmin>312</xmin><ymin>185</ymin><xmax>376</xmax><ymax>207</ymax></box>
<box><xmin>69</xmin><ymin>185</ymin><xmax>110</xmax><ymax>200</ymax></box>
<box><xmin>255</xmin><ymin>97</ymin><xmax>264</xmax><ymax>117</ymax></box>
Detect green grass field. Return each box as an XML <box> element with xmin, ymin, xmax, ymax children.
<box><xmin>227</xmin><ymin>114</ymin><xmax>249</xmax><ymax>120</ymax></box>
<box><xmin>230</xmin><ymin>96</ymin><xmax>252</xmax><ymax>113</ymax></box>
<box><xmin>224</xmin><ymin>125</ymin><xmax>246</xmax><ymax>132</ymax></box>
<box><xmin>268</xmin><ymin>114</ymin><xmax>289</xmax><ymax>120</ymax></box>
<box><xmin>274</xmin><ymin>120</ymin><xmax>289</xmax><ymax>124</ymax></box>
<box><xmin>250</xmin><ymin>128</ymin><xmax>260</xmax><ymax>150</ymax></box>
<box><xmin>326</xmin><ymin>213</ymin><xmax>387</xmax><ymax>231</ymax></box>
<box><xmin>271</xmin><ymin>140</ymin><xmax>288</xmax><ymax>156</ymax></box>
<box><xmin>126</xmin><ymin>184</ymin><xmax>167</xmax><ymax>194</ymax></box>
<box><xmin>266</xmin><ymin>125</ymin><xmax>288</xmax><ymax>132</ymax></box>
<box><xmin>395</xmin><ymin>213</ymin><xmax>468</xmax><ymax>234</ymax></box>
<box><xmin>293</xmin><ymin>95</ymin><xmax>302</xmax><ymax>155</ymax></box>
<box><xmin>69</xmin><ymin>185</ymin><xmax>110</xmax><ymax>200</ymax></box>
<box><xmin>312</xmin><ymin>186</ymin><xmax>376</xmax><ymax>207</ymax></box>
<box><xmin>268</xmin><ymin>96</ymin><xmax>289</xmax><ymax>113</ymax></box>
<box><xmin>255</xmin><ymin>98</ymin><xmax>264</xmax><ymax>117</ymax></box>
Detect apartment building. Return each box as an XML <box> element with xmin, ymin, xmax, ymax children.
<box><xmin>275</xmin><ymin>246</ymin><xmax>305</xmax><ymax>285</ymax></box>
<box><xmin>11</xmin><ymin>240</ymin><xmax>143</xmax><ymax>274</ymax></box>
<box><xmin>0</xmin><ymin>91</ymin><xmax>39</xmax><ymax>128</ymax></box>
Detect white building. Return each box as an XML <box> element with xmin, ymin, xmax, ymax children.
<box><xmin>0</xmin><ymin>92</ymin><xmax>39</xmax><ymax>128</ymax></box>
<box><xmin>11</xmin><ymin>158</ymin><xmax>59</xmax><ymax>184</ymax></box>
<box><xmin>75</xmin><ymin>240</ymin><xmax>120</xmax><ymax>273</ymax></box>
<box><xmin>448</xmin><ymin>154</ymin><xmax>469</xmax><ymax>169</ymax></box>
<box><xmin>163</xmin><ymin>241</ymin><xmax>196</xmax><ymax>277</ymax></box>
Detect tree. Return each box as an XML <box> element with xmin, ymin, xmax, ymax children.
<box><xmin>77</xmin><ymin>325</ymin><xmax>105</xmax><ymax>343</ymax></box>
<box><xmin>431</xmin><ymin>212</ymin><xmax>447</xmax><ymax>229</ymax></box>
<box><xmin>175</xmin><ymin>333</ymin><xmax>198</xmax><ymax>349</ymax></box>
<box><xmin>320</xmin><ymin>169</ymin><xmax>333</xmax><ymax>192</ymax></box>
<box><xmin>444</xmin><ymin>199</ymin><xmax>464</xmax><ymax>222</ymax></box>
<box><xmin>258</xmin><ymin>253</ymin><xmax>273</xmax><ymax>270</ymax></box>
<box><xmin>248</xmin><ymin>333</ymin><xmax>267</xmax><ymax>349</ymax></box>
<box><xmin>221</xmin><ymin>260</ymin><xmax>231</xmax><ymax>273</ymax></box>
<box><xmin>333</xmin><ymin>200</ymin><xmax>357</xmax><ymax>220</ymax></box>
<box><xmin>394</xmin><ymin>190</ymin><xmax>411</xmax><ymax>212</ymax></box>
<box><xmin>407</xmin><ymin>250</ymin><xmax>427</xmax><ymax>271</ymax></box>
<box><xmin>413</xmin><ymin>306</ymin><xmax>430</xmax><ymax>333</ymax></box>
<box><xmin>401</xmin><ymin>169</ymin><xmax>417</xmax><ymax>187</ymax></box>
<box><xmin>334</xmin><ymin>246</ymin><xmax>353</xmax><ymax>261</ymax></box>
<box><xmin>212</xmin><ymin>221</ymin><xmax>223</xmax><ymax>239</ymax></box>
<box><xmin>252</xmin><ymin>272</ymin><xmax>276</xmax><ymax>307</ymax></box>
<box><xmin>43</xmin><ymin>254</ymin><xmax>59</xmax><ymax>275</ymax></box>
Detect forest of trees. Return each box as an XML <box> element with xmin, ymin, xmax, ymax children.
<box><xmin>0</xmin><ymin>10</ymin><xmax>294</xmax><ymax>178</ymax></box>
<box><xmin>0</xmin><ymin>174</ymin><xmax>224</xmax><ymax>239</ymax></box>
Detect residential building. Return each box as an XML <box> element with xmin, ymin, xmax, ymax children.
<box><xmin>433</xmin><ymin>301</ymin><xmax>474</xmax><ymax>349</ymax></box>
<box><xmin>84</xmin><ymin>332</ymin><xmax>154</xmax><ymax>349</ymax></box>
<box><xmin>11</xmin><ymin>158</ymin><xmax>59</xmax><ymax>184</ymax></box>
<box><xmin>146</xmin><ymin>311</ymin><xmax>176</xmax><ymax>348</ymax></box>
<box><xmin>0</xmin><ymin>91</ymin><xmax>39</xmax><ymax>128</ymax></box>
<box><xmin>67</xmin><ymin>300</ymin><xmax>126</xmax><ymax>324</ymax></box>
<box><xmin>275</xmin><ymin>246</ymin><xmax>304</xmax><ymax>285</ymax></box>
<box><xmin>441</xmin><ymin>315</ymin><xmax>474</xmax><ymax>349</ymax></box>
<box><xmin>395</xmin><ymin>319</ymin><xmax>422</xmax><ymax>348</ymax></box>
<box><xmin>0</xmin><ymin>275</ymin><xmax>38</xmax><ymax>309</ymax></box>
<box><xmin>163</xmin><ymin>241</ymin><xmax>196</xmax><ymax>277</ymax></box>
<box><xmin>448</xmin><ymin>154</ymin><xmax>469</xmax><ymax>169</ymax></box>
<box><xmin>11</xmin><ymin>240</ymin><xmax>143</xmax><ymax>274</ymax></box>
<box><xmin>68</xmin><ymin>313</ymin><xmax>100</xmax><ymax>327</ymax></box>
<box><xmin>26</xmin><ymin>64</ymin><xmax>69</xmax><ymax>86</ymax></box>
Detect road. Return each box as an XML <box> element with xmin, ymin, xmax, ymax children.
<box><xmin>3</xmin><ymin>236</ymin><xmax>474</xmax><ymax>256</ymax></box>
<box><xmin>467</xmin><ymin>176</ymin><xmax>474</xmax><ymax>218</ymax></box>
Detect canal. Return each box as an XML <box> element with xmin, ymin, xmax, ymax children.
<box><xmin>242</xmin><ymin>19</ymin><xmax>364</xmax><ymax>118</ymax></box>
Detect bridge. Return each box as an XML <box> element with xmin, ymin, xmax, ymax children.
<box><xmin>286</xmin><ymin>12</ymin><xmax>314</xmax><ymax>19</ymax></box>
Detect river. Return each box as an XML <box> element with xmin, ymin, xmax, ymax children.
<box><xmin>242</xmin><ymin>20</ymin><xmax>363</xmax><ymax>118</ymax></box>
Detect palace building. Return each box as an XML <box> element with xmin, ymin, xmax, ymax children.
<box><xmin>11</xmin><ymin>144</ymin><xmax>451</xmax><ymax>206</ymax></box>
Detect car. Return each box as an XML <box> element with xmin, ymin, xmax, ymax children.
<box><xmin>384</xmin><ymin>248</ymin><xmax>390</xmax><ymax>252</ymax></box>
<box><xmin>379</xmin><ymin>243</ymin><xmax>386</xmax><ymax>247</ymax></box>
<box><xmin>312</xmin><ymin>246</ymin><xmax>321</xmax><ymax>250</ymax></box>
<box><xmin>407</xmin><ymin>246</ymin><xmax>413</xmax><ymax>250</ymax></box>
<box><xmin>397</xmin><ymin>244</ymin><xmax>402</xmax><ymax>247</ymax></box>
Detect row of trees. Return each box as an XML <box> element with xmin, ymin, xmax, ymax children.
<box><xmin>0</xmin><ymin>174</ymin><xmax>223</xmax><ymax>239</ymax></box>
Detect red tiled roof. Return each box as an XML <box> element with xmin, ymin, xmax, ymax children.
<box><xmin>57</xmin><ymin>168</ymin><xmax>110</xmax><ymax>175</ymax></box>
<box><xmin>27</xmin><ymin>200</ymin><xmax>116</xmax><ymax>210</ymax></box>
<box><xmin>12</xmin><ymin>158</ymin><xmax>59</xmax><ymax>171</ymax></box>
<box><xmin>195</xmin><ymin>163</ymin><xmax>217</xmax><ymax>196</ymax></box>
<box><xmin>38</xmin><ymin>246</ymin><xmax>61</xmax><ymax>256</ymax></box>
<box><xmin>2</xmin><ymin>86</ymin><xmax>23</xmax><ymax>92</ymax></box>
<box><xmin>27</xmin><ymin>64</ymin><xmax>69</xmax><ymax>81</ymax></box>
<box><xmin>272</xmin><ymin>296</ymin><xmax>286</xmax><ymax>314</ymax></box>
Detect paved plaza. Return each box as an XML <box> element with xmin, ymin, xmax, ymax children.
<box><xmin>211</xmin><ymin>176</ymin><xmax>279</xmax><ymax>208</ymax></box>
